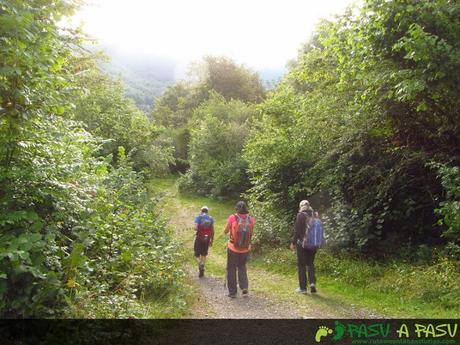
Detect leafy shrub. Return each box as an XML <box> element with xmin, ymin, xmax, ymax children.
<box><xmin>249</xmin><ymin>201</ymin><xmax>295</xmax><ymax>250</ymax></box>
<box><xmin>178</xmin><ymin>93</ymin><xmax>255</xmax><ymax>198</ymax></box>
<box><xmin>63</xmin><ymin>149</ymin><xmax>186</xmax><ymax>318</ymax></box>
<box><xmin>0</xmin><ymin>0</ymin><xmax>97</xmax><ymax>316</ymax></box>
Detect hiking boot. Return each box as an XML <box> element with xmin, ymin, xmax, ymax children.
<box><xmin>310</xmin><ymin>285</ymin><xmax>317</xmax><ymax>293</ymax></box>
<box><xmin>242</xmin><ymin>289</ymin><xmax>249</xmax><ymax>296</ymax></box>
<box><xmin>295</xmin><ymin>288</ymin><xmax>307</xmax><ymax>294</ymax></box>
<box><xmin>198</xmin><ymin>264</ymin><xmax>204</xmax><ymax>278</ymax></box>
<box><xmin>228</xmin><ymin>293</ymin><xmax>237</xmax><ymax>298</ymax></box>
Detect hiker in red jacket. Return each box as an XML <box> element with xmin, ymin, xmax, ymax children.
<box><xmin>224</xmin><ymin>201</ymin><xmax>255</xmax><ymax>298</ymax></box>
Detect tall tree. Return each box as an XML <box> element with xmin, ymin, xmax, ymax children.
<box><xmin>178</xmin><ymin>93</ymin><xmax>256</xmax><ymax>197</ymax></box>
<box><xmin>152</xmin><ymin>56</ymin><xmax>266</xmax><ymax>173</ymax></box>
<box><xmin>191</xmin><ymin>56</ymin><xmax>265</xmax><ymax>104</ymax></box>
<box><xmin>245</xmin><ymin>0</ymin><xmax>460</xmax><ymax>254</ymax></box>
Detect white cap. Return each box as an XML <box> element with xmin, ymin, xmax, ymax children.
<box><xmin>299</xmin><ymin>200</ymin><xmax>310</xmax><ymax>208</ymax></box>
<box><xmin>201</xmin><ymin>206</ymin><xmax>209</xmax><ymax>212</ymax></box>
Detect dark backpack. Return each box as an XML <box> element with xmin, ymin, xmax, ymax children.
<box><xmin>233</xmin><ymin>214</ymin><xmax>252</xmax><ymax>249</ymax></box>
<box><xmin>302</xmin><ymin>218</ymin><xmax>325</xmax><ymax>249</ymax></box>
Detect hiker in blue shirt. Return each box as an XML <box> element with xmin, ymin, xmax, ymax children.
<box><xmin>194</xmin><ymin>206</ymin><xmax>214</xmax><ymax>277</ymax></box>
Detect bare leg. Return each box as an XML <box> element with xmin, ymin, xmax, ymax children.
<box><xmin>200</xmin><ymin>255</ymin><xmax>206</xmax><ymax>266</ymax></box>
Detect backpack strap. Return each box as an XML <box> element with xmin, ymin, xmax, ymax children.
<box><xmin>196</xmin><ymin>214</ymin><xmax>202</xmax><ymax>232</ymax></box>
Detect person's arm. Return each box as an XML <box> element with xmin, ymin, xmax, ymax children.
<box><xmin>224</xmin><ymin>221</ymin><xmax>231</xmax><ymax>234</ymax></box>
<box><xmin>291</xmin><ymin>213</ymin><xmax>305</xmax><ymax>246</ymax></box>
<box><xmin>209</xmin><ymin>219</ymin><xmax>215</xmax><ymax>245</ymax></box>
<box><xmin>290</xmin><ymin>213</ymin><xmax>303</xmax><ymax>250</ymax></box>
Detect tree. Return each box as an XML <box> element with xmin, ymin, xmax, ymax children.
<box><xmin>0</xmin><ymin>0</ymin><xmax>94</xmax><ymax>316</ymax></box>
<box><xmin>244</xmin><ymin>0</ymin><xmax>460</xmax><ymax>254</ymax></box>
<box><xmin>191</xmin><ymin>56</ymin><xmax>265</xmax><ymax>104</ymax></box>
<box><xmin>72</xmin><ymin>57</ymin><xmax>174</xmax><ymax>174</ymax></box>
<box><xmin>0</xmin><ymin>0</ymin><xmax>181</xmax><ymax>317</ymax></box>
<box><xmin>178</xmin><ymin>93</ymin><xmax>256</xmax><ymax>197</ymax></box>
<box><xmin>152</xmin><ymin>56</ymin><xmax>266</xmax><ymax>173</ymax></box>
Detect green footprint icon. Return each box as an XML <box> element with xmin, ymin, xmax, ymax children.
<box><xmin>333</xmin><ymin>321</ymin><xmax>346</xmax><ymax>341</ymax></box>
<box><xmin>315</xmin><ymin>326</ymin><xmax>333</xmax><ymax>343</ymax></box>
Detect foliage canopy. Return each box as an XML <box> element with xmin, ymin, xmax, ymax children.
<box><xmin>245</xmin><ymin>0</ymin><xmax>460</xmax><ymax>255</ymax></box>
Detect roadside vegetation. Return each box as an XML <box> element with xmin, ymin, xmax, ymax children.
<box><xmin>0</xmin><ymin>1</ymin><xmax>184</xmax><ymax>318</ymax></box>
<box><xmin>1</xmin><ymin>0</ymin><xmax>458</xmax><ymax>318</ymax></box>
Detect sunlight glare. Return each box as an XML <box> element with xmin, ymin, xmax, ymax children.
<box><xmin>74</xmin><ymin>0</ymin><xmax>355</xmax><ymax>69</ymax></box>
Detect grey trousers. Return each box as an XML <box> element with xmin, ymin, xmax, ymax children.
<box><xmin>227</xmin><ymin>248</ymin><xmax>249</xmax><ymax>295</ymax></box>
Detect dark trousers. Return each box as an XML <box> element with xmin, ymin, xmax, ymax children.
<box><xmin>227</xmin><ymin>248</ymin><xmax>249</xmax><ymax>295</ymax></box>
<box><xmin>194</xmin><ymin>236</ymin><xmax>210</xmax><ymax>257</ymax></box>
<box><xmin>296</xmin><ymin>245</ymin><xmax>317</xmax><ymax>290</ymax></box>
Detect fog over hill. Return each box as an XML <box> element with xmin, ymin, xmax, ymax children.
<box><xmin>98</xmin><ymin>46</ymin><xmax>176</xmax><ymax>112</ymax></box>
<box><xmin>99</xmin><ymin>46</ymin><xmax>284</xmax><ymax>112</ymax></box>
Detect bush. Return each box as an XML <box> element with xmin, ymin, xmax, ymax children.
<box><xmin>64</xmin><ymin>149</ymin><xmax>186</xmax><ymax>318</ymax></box>
<box><xmin>0</xmin><ymin>0</ymin><xmax>183</xmax><ymax>317</ymax></box>
<box><xmin>178</xmin><ymin>93</ymin><xmax>255</xmax><ymax>198</ymax></box>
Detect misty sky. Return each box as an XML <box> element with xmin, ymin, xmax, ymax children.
<box><xmin>74</xmin><ymin>0</ymin><xmax>358</xmax><ymax>71</ymax></box>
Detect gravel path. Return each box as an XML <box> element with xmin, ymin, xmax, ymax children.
<box><xmin>188</xmin><ymin>266</ymin><xmax>304</xmax><ymax>319</ymax></box>
<box><xmin>188</xmin><ymin>266</ymin><xmax>382</xmax><ymax>319</ymax></box>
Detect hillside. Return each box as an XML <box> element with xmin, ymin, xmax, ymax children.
<box><xmin>100</xmin><ymin>47</ymin><xmax>176</xmax><ymax>111</ymax></box>
<box><xmin>99</xmin><ymin>46</ymin><xmax>284</xmax><ymax>110</ymax></box>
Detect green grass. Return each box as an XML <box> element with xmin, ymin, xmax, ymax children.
<box><xmin>150</xmin><ymin>176</ymin><xmax>460</xmax><ymax>318</ymax></box>
<box><xmin>251</xmin><ymin>249</ymin><xmax>460</xmax><ymax>318</ymax></box>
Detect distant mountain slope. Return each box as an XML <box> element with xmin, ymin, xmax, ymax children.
<box><xmin>100</xmin><ymin>48</ymin><xmax>176</xmax><ymax>112</ymax></box>
<box><xmin>99</xmin><ymin>45</ymin><xmax>285</xmax><ymax>111</ymax></box>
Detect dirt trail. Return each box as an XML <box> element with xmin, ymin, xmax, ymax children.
<box><xmin>157</xmin><ymin>178</ymin><xmax>381</xmax><ymax>319</ymax></box>
<box><xmin>187</xmin><ymin>267</ymin><xmax>305</xmax><ymax>319</ymax></box>
<box><xmin>187</xmin><ymin>265</ymin><xmax>382</xmax><ymax>319</ymax></box>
